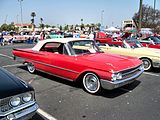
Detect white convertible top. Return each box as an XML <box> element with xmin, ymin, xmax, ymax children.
<box><xmin>32</xmin><ymin>38</ymin><xmax>92</xmax><ymax>51</ymax></box>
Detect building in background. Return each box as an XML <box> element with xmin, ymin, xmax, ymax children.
<box><xmin>14</xmin><ymin>23</ymin><xmax>32</xmax><ymax>32</ymax></box>
<box><xmin>122</xmin><ymin>20</ymin><xmax>136</xmax><ymax>31</ymax></box>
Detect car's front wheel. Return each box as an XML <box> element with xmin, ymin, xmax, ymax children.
<box><xmin>83</xmin><ymin>73</ymin><xmax>101</xmax><ymax>94</ymax></box>
<box><xmin>27</xmin><ymin>63</ymin><xmax>36</xmax><ymax>73</ymax></box>
<box><xmin>141</xmin><ymin>58</ymin><xmax>152</xmax><ymax>71</ymax></box>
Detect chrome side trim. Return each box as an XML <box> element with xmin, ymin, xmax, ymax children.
<box><xmin>37</xmin><ymin>69</ymin><xmax>74</xmax><ymax>81</ymax></box>
<box><xmin>14</xmin><ymin>56</ymin><xmax>80</xmax><ymax>74</ymax></box>
<box><xmin>23</xmin><ymin>59</ymin><xmax>79</xmax><ymax>74</ymax></box>
<box><xmin>31</xmin><ymin>60</ymin><xmax>79</xmax><ymax>74</ymax></box>
<box><xmin>100</xmin><ymin>69</ymin><xmax>143</xmax><ymax>90</ymax></box>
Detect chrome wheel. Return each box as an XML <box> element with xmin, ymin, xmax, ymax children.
<box><xmin>27</xmin><ymin>63</ymin><xmax>35</xmax><ymax>73</ymax></box>
<box><xmin>141</xmin><ymin>58</ymin><xmax>152</xmax><ymax>71</ymax></box>
<box><xmin>83</xmin><ymin>73</ymin><xmax>101</xmax><ymax>94</ymax></box>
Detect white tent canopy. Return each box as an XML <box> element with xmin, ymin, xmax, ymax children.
<box><xmin>105</xmin><ymin>27</ymin><xmax>120</xmax><ymax>32</ymax></box>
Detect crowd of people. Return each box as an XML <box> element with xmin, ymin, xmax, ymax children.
<box><xmin>0</xmin><ymin>29</ymin><xmax>160</xmax><ymax>46</ymax></box>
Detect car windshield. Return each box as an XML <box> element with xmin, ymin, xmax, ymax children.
<box><xmin>68</xmin><ymin>40</ymin><xmax>102</xmax><ymax>55</ymax></box>
<box><xmin>123</xmin><ymin>39</ymin><xmax>143</xmax><ymax>48</ymax></box>
<box><xmin>151</xmin><ymin>36</ymin><xmax>160</xmax><ymax>44</ymax></box>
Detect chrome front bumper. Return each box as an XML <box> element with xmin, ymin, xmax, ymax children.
<box><xmin>0</xmin><ymin>103</ymin><xmax>38</xmax><ymax>120</ymax></box>
<box><xmin>100</xmin><ymin>69</ymin><xmax>144</xmax><ymax>90</ymax></box>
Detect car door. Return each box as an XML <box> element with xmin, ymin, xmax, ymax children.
<box><xmin>33</xmin><ymin>42</ymin><xmax>60</xmax><ymax>73</ymax></box>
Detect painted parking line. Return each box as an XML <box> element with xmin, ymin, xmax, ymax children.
<box><xmin>37</xmin><ymin>108</ymin><xmax>57</xmax><ymax>120</ymax></box>
<box><xmin>2</xmin><ymin>63</ymin><xmax>23</xmax><ymax>68</ymax></box>
<box><xmin>143</xmin><ymin>72</ymin><xmax>159</xmax><ymax>77</ymax></box>
<box><xmin>0</xmin><ymin>53</ymin><xmax>13</xmax><ymax>59</ymax></box>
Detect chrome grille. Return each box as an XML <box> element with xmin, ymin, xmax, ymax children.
<box><xmin>0</xmin><ymin>91</ymin><xmax>35</xmax><ymax>113</ymax></box>
<box><xmin>0</xmin><ymin>97</ymin><xmax>12</xmax><ymax>112</ymax></box>
<box><xmin>121</xmin><ymin>65</ymin><xmax>142</xmax><ymax>80</ymax></box>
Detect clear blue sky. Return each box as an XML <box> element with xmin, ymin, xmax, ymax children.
<box><xmin>0</xmin><ymin>0</ymin><xmax>159</xmax><ymax>27</ymax></box>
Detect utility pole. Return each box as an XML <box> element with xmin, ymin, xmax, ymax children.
<box><xmin>4</xmin><ymin>15</ymin><xmax>8</xmax><ymax>24</ymax></box>
<box><xmin>154</xmin><ymin>0</ymin><xmax>156</xmax><ymax>11</ymax></box>
<box><xmin>138</xmin><ymin>0</ymin><xmax>143</xmax><ymax>32</ymax></box>
<box><xmin>101</xmin><ymin>10</ymin><xmax>104</xmax><ymax>26</ymax></box>
<box><xmin>154</xmin><ymin>0</ymin><xmax>156</xmax><ymax>21</ymax></box>
<box><xmin>16</xmin><ymin>15</ymin><xmax>19</xmax><ymax>24</ymax></box>
<box><xmin>18</xmin><ymin>0</ymin><xmax>23</xmax><ymax>31</ymax></box>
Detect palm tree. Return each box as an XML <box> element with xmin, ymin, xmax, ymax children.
<box><xmin>40</xmin><ymin>18</ymin><xmax>43</xmax><ymax>23</ymax></box>
<box><xmin>40</xmin><ymin>18</ymin><xmax>44</xmax><ymax>30</ymax></box>
<box><xmin>31</xmin><ymin>12</ymin><xmax>36</xmax><ymax>31</ymax></box>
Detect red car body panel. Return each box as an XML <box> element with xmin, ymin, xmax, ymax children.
<box><xmin>141</xmin><ymin>43</ymin><xmax>160</xmax><ymax>49</ymax></box>
<box><xmin>140</xmin><ymin>36</ymin><xmax>160</xmax><ymax>49</ymax></box>
<box><xmin>95</xmin><ymin>32</ymin><xmax>122</xmax><ymax>45</ymax></box>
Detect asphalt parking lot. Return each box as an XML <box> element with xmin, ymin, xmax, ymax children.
<box><xmin>1</xmin><ymin>43</ymin><xmax>160</xmax><ymax>120</ymax></box>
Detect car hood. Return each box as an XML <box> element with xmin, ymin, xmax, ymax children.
<box><xmin>78</xmin><ymin>53</ymin><xmax>142</xmax><ymax>72</ymax></box>
<box><xmin>0</xmin><ymin>68</ymin><xmax>33</xmax><ymax>99</ymax></box>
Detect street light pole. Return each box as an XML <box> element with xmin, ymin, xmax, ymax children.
<box><xmin>138</xmin><ymin>0</ymin><xmax>143</xmax><ymax>32</ymax></box>
<box><xmin>154</xmin><ymin>0</ymin><xmax>156</xmax><ymax>21</ymax></box>
<box><xmin>18</xmin><ymin>0</ymin><xmax>23</xmax><ymax>31</ymax></box>
<box><xmin>154</xmin><ymin>0</ymin><xmax>156</xmax><ymax>11</ymax></box>
<box><xmin>101</xmin><ymin>10</ymin><xmax>104</xmax><ymax>26</ymax></box>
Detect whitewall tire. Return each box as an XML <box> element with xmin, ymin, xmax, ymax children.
<box><xmin>83</xmin><ymin>73</ymin><xmax>101</xmax><ymax>94</ymax></box>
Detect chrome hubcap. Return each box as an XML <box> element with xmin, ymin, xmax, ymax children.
<box><xmin>27</xmin><ymin>63</ymin><xmax>35</xmax><ymax>73</ymax></box>
<box><xmin>142</xmin><ymin>59</ymin><xmax>151</xmax><ymax>70</ymax></box>
<box><xmin>85</xmin><ymin>74</ymin><xmax>99</xmax><ymax>91</ymax></box>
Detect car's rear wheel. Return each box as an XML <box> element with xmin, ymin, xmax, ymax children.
<box><xmin>141</xmin><ymin>58</ymin><xmax>152</xmax><ymax>71</ymax></box>
<box><xmin>27</xmin><ymin>63</ymin><xmax>36</xmax><ymax>73</ymax></box>
<box><xmin>83</xmin><ymin>73</ymin><xmax>101</xmax><ymax>94</ymax></box>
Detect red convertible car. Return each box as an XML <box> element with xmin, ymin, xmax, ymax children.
<box><xmin>13</xmin><ymin>38</ymin><xmax>144</xmax><ymax>94</ymax></box>
<box><xmin>140</xmin><ymin>36</ymin><xmax>160</xmax><ymax>49</ymax></box>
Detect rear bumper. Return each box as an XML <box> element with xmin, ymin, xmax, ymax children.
<box><xmin>0</xmin><ymin>103</ymin><xmax>38</xmax><ymax>120</ymax></box>
<box><xmin>100</xmin><ymin>69</ymin><xmax>143</xmax><ymax>90</ymax></box>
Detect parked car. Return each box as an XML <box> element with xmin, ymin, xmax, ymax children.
<box><xmin>140</xmin><ymin>36</ymin><xmax>160</xmax><ymax>49</ymax></box>
<box><xmin>0</xmin><ymin>67</ymin><xmax>38</xmax><ymax>120</ymax></box>
<box><xmin>99</xmin><ymin>39</ymin><xmax>160</xmax><ymax>71</ymax></box>
<box><xmin>13</xmin><ymin>38</ymin><xmax>143</xmax><ymax>94</ymax></box>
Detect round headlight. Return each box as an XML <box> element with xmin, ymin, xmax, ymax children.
<box><xmin>111</xmin><ymin>74</ymin><xmax>117</xmax><ymax>81</ymax></box>
<box><xmin>117</xmin><ymin>73</ymin><xmax>122</xmax><ymax>80</ymax></box>
<box><xmin>111</xmin><ymin>73</ymin><xmax>122</xmax><ymax>81</ymax></box>
<box><xmin>10</xmin><ymin>97</ymin><xmax>21</xmax><ymax>107</ymax></box>
<box><xmin>22</xmin><ymin>93</ymin><xmax>32</xmax><ymax>102</ymax></box>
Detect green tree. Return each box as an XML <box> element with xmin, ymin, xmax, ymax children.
<box><xmin>133</xmin><ymin>4</ymin><xmax>160</xmax><ymax>33</ymax></box>
<box><xmin>45</xmin><ymin>24</ymin><xmax>50</xmax><ymax>28</ymax></box>
<box><xmin>39</xmin><ymin>18</ymin><xmax>44</xmax><ymax>30</ymax></box>
<box><xmin>80</xmin><ymin>24</ymin><xmax>84</xmax><ymax>30</ymax></box>
<box><xmin>31</xmin><ymin>12</ymin><xmax>36</xmax><ymax>31</ymax></box>
<box><xmin>0</xmin><ymin>24</ymin><xmax>8</xmax><ymax>31</ymax></box>
<box><xmin>0</xmin><ymin>23</ymin><xmax>16</xmax><ymax>32</ymax></box>
<box><xmin>70</xmin><ymin>25</ymin><xmax>74</xmax><ymax>31</ymax></box>
<box><xmin>59</xmin><ymin>25</ymin><xmax>63</xmax><ymax>31</ymax></box>
<box><xmin>64</xmin><ymin>25</ymin><xmax>69</xmax><ymax>31</ymax></box>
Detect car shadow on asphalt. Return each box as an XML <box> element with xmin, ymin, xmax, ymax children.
<box><xmin>152</xmin><ymin>68</ymin><xmax>160</xmax><ymax>73</ymax></box>
<box><xmin>18</xmin><ymin>66</ymin><xmax>141</xmax><ymax>98</ymax></box>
